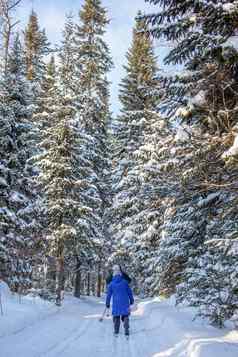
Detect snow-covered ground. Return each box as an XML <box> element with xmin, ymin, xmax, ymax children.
<box><xmin>0</xmin><ymin>282</ymin><xmax>238</xmax><ymax>357</ymax></box>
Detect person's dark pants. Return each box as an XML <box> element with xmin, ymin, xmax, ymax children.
<box><xmin>113</xmin><ymin>315</ymin><xmax>130</xmax><ymax>335</ymax></box>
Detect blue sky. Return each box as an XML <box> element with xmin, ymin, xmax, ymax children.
<box><xmin>16</xmin><ymin>0</ymin><xmax>171</xmax><ymax>114</ymax></box>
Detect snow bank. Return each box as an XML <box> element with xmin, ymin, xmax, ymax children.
<box><xmin>0</xmin><ymin>281</ymin><xmax>11</xmax><ymax>298</ymax></box>
<box><xmin>136</xmin><ymin>297</ymin><xmax>238</xmax><ymax>357</ymax></box>
<box><xmin>0</xmin><ymin>280</ymin><xmax>57</xmax><ymax>339</ymax></box>
<box><xmin>154</xmin><ymin>337</ymin><xmax>238</xmax><ymax>357</ymax></box>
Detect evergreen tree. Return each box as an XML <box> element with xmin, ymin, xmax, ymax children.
<box><xmin>119</xmin><ymin>12</ymin><xmax>159</xmax><ymax>113</ymax></box>
<box><xmin>71</xmin><ymin>0</ymin><xmax>113</xmax><ymax>293</ymax></box>
<box><xmin>147</xmin><ymin>119</ymin><xmax>238</xmax><ymax>322</ymax></box>
<box><xmin>177</xmin><ymin>195</ymin><xmax>238</xmax><ymax>327</ymax></box>
<box><xmin>24</xmin><ymin>10</ymin><xmax>51</xmax><ymax>154</ymax></box>
<box><xmin>24</xmin><ymin>10</ymin><xmax>50</xmax><ymax>82</ymax></box>
<box><xmin>33</xmin><ymin>55</ymin><xmax>58</xmax><ymax>131</ymax></box>
<box><xmin>74</xmin><ymin>0</ymin><xmax>112</xmax><ymax>121</ymax></box>
<box><xmin>59</xmin><ymin>14</ymin><xmax>77</xmax><ymax>98</ymax></box>
<box><xmin>0</xmin><ymin>34</ymin><xmax>39</xmax><ymax>291</ymax></box>
<box><xmin>144</xmin><ymin>0</ymin><xmax>238</xmax><ymax>128</ymax></box>
<box><xmin>47</xmin><ymin>3</ymin><xmax>113</xmax><ymax>298</ymax></box>
<box><xmin>35</xmin><ymin>90</ymin><xmax>84</xmax><ymax>305</ymax></box>
<box><xmin>142</xmin><ymin>0</ymin><xmax>238</xmax><ymax>322</ymax></box>
<box><xmin>110</xmin><ymin>13</ymin><xmax>161</xmax><ymax>291</ymax></box>
<box><xmin>174</xmin><ymin>134</ymin><xmax>238</xmax><ymax>326</ymax></box>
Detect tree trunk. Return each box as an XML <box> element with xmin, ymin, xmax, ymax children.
<box><xmin>74</xmin><ymin>260</ymin><xmax>81</xmax><ymax>298</ymax></box>
<box><xmin>97</xmin><ymin>263</ymin><xmax>102</xmax><ymax>298</ymax></box>
<box><xmin>55</xmin><ymin>256</ymin><xmax>64</xmax><ymax>306</ymax></box>
<box><xmin>3</xmin><ymin>19</ymin><xmax>11</xmax><ymax>75</ymax></box>
<box><xmin>91</xmin><ymin>273</ymin><xmax>96</xmax><ymax>296</ymax></box>
<box><xmin>87</xmin><ymin>272</ymin><xmax>91</xmax><ymax>296</ymax></box>
<box><xmin>102</xmin><ymin>273</ymin><xmax>106</xmax><ymax>293</ymax></box>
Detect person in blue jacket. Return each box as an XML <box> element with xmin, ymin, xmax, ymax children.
<box><xmin>106</xmin><ymin>265</ymin><xmax>134</xmax><ymax>337</ymax></box>
<box><xmin>106</xmin><ymin>265</ymin><xmax>132</xmax><ymax>286</ymax></box>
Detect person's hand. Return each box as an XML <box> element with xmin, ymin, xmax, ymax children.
<box><xmin>106</xmin><ymin>308</ymin><xmax>110</xmax><ymax>317</ymax></box>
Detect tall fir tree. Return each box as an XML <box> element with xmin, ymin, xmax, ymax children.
<box><xmin>0</xmin><ymin>34</ymin><xmax>39</xmax><ymax>291</ymax></box>
<box><xmin>33</xmin><ymin>55</ymin><xmax>58</xmax><ymax>131</ymax></box>
<box><xmin>71</xmin><ymin>0</ymin><xmax>113</xmax><ymax>294</ymax></box>
<box><xmin>24</xmin><ymin>10</ymin><xmax>50</xmax><ymax>83</ymax></box>
<box><xmin>74</xmin><ymin>0</ymin><xmax>112</xmax><ymax>122</ymax></box>
<box><xmin>35</xmin><ymin>89</ymin><xmax>85</xmax><ymax>305</ymax></box>
<box><xmin>59</xmin><ymin>14</ymin><xmax>77</xmax><ymax>98</ymax></box>
<box><xmin>110</xmin><ymin>13</ymin><xmax>161</xmax><ymax>292</ymax></box>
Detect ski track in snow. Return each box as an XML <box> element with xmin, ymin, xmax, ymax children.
<box><xmin>0</xmin><ymin>295</ymin><xmax>238</xmax><ymax>357</ymax></box>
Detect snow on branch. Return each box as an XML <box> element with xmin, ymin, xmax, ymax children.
<box><xmin>222</xmin><ymin>134</ymin><xmax>238</xmax><ymax>159</ymax></box>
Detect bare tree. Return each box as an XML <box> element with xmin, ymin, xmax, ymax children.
<box><xmin>0</xmin><ymin>0</ymin><xmax>22</xmax><ymax>73</ymax></box>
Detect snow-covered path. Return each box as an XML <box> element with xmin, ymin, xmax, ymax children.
<box><xmin>0</xmin><ymin>293</ymin><xmax>238</xmax><ymax>357</ymax></box>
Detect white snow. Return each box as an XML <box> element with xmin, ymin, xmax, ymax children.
<box><xmin>10</xmin><ymin>191</ymin><xmax>26</xmax><ymax>203</ymax></box>
<box><xmin>197</xmin><ymin>193</ymin><xmax>220</xmax><ymax>208</ymax></box>
<box><xmin>222</xmin><ymin>134</ymin><xmax>238</xmax><ymax>158</ymax></box>
<box><xmin>0</xmin><ymin>283</ymin><xmax>237</xmax><ymax>357</ymax></box>
<box><xmin>0</xmin><ymin>281</ymin><xmax>58</xmax><ymax>339</ymax></box>
<box><xmin>175</xmin><ymin>126</ymin><xmax>190</xmax><ymax>142</ymax></box>
<box><xmin>0</xmin><ymin>177</ymin><xmax>7</xmax><ymax>187</ymax></box>
<box><xmin>223</xmin><ymin>36</ymin><xmax>238</xmax><ymax>50</ymax></box>
<box><xmin>222</xmin><ymin>3</ymin><xmax>237</xmax><ymax>13</ymax></box>
<box><xmin>190</xmin><ymin>90</ymin><xmax>206</xmax><ymax>107</ymax></box>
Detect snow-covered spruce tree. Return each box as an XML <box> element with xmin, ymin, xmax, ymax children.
<box><xmin>57</xmin><ymin>13</ymin><xmax>91</xmax><ymax>297</ymax></box>
<box><xmin>24</xmin><ymin>10</ymin><xmax>51</xmax><ymax>143</ymax></box>
<box><xmin>23</xmin><ymin>10</ymin><xmax>51</xmax><ymax>163</ymax></box>
<box><xmin>59</xmin><ymin>14</ymin><xmax>77</xmax><ymax>99</ymax></box>
<box><xmin>72</xmin><ymin>0</ymin><xmax>113</xmax><ymax>295</ymax></box>
<box><xmin>22</xmin><ymin>19</ymin><xmax>52</xmax><ymax>292</ymax></box>
<box><xmin>29</xmin><ymin>55</ymin><xmax>60</xmax><ymax>295</ymax></box>
<box><xmin>143</xmin><ymin>122</ymin><xmax>197</xmax><ymax>297</ymax></box>
<box><xmin>144</xmin><ymin>1</ymin><xmax>238</xmax><ymax>121</ymax></box>
<box><xmin>33</xmin><ymin>55</ymin><xmax>58</xmax><ymax>132</ymax></box>
<box><xmin>131</xmin><ymin>117</ymin><xmax>176</xmax><ymax>296</ymax></box>
<box><xmin>148</xmin><ymin>121</ymin><xmax>228</xmax><ymax>287</ymax></box>
<box><xmin>177</xmin><ymin>194</ymin><xmax>238</xmax><ymax>327</ymax></box>
<box><xmin>175</xmin><ymin>130</ymin><xmax>238</xmax><ymax>326</ymax></box>
<box><xmin>23</xmin><ymin>11</ymin><xmax>51</xmax><ymax>151</ymax></box>
<box><xmin>0</xmin><ymin>34</ymin><xmax>39</xmax><ymax>292</ymax></box>
<box><xmin>150</xmin><ymin>121</ymin><xmax>238</xmax><ymax>322</ymax></box>
<box><xmin>35</xmin><ymin>88</ymin><xmax>89</xmax><ymax>305</ymax></box>
<box><xmin>143</xmin><ymin>1</ymin><xmax>238</xmax><ymax>317</ymax></box>
<box><xmin>110</xmin><ymin>13</ymin><xmax>161</xmax><ymax>292</ymax></box>
<box><xmin>74</xmin><ymin>0</ymin><xmax>112</xmax><ymax>117</ymax></box>
<box><xmin>24</xmin><ymin>10</ymin><xmax>50</xmax><ymax>83</ymax></box>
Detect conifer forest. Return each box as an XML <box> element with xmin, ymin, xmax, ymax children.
<box><xmin>0</xmin><ymin>0</ymin><xmax>238</xmax><ymax>336</ymax></box>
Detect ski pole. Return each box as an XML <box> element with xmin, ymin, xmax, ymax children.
<box><xmin>99</xmin><ymin>307</ymin><xmax>108</xmax><ymax>322</ymax></box>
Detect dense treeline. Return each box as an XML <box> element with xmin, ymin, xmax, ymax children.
<box><xmin>110</xmin><ymin>0</ymin><xmax>238</xmax><ymax>326</ymax></box>
<box><xmin>0</xmin><ymin>0</ymin><xmax>112</xmax><ymax>304</ymax></box>
<box><xmin>0</xmin><ymin>0</ymin><xmax>237</xmax><ymax>326</ymax></box>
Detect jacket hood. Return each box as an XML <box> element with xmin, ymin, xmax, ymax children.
<box><xmin>112</xmin><ymin>274</ymin><xmax>123</xmax><ymax>284</ymax></box>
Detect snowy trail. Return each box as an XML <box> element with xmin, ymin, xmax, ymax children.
<box><xmin>0</xmin><ymin>295</ymin><xmax>238</xmax><ymax>357</ymax></box>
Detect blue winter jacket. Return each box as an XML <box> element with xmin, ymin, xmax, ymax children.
<box><xmin>106</xmin><ymin>274</ymin><xmax>134</xmax><ymax>316</ymax></box>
